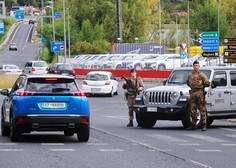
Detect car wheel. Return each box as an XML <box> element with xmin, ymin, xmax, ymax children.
<box><xmin>64</xmin><ymin>130</ymin><xmax>74</xmax><ymax>136</ymax></box>
<box><xmin>136</xmin><ymin>113</ymin><xmax>156</xmax><ymax>128</ymax></box>
<box><xmin>10</xmin><ymin>114</ymin><xmax>20</xmax><ymax>142</ymax></box>
<box><xmin>158</xmin><ymin>64</ymin><xmax>166</xmax><ymax>70</ymax></box>
<box><xmin>77</xmin><ymin>124</ymin><xmax>90</xmax><ymax>142</ymax></box>
<box><xmin>181</xmin><ymin>108</ymin><xmax>201</xmax><ymax>129</ymax></box>
<box><xmin>1</xmin><ymin>112</ymin><xmax>10</xmax><ymax>136</ymax></box>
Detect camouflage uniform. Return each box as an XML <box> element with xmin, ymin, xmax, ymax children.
<box><xmin>123</xmin><ymin>76</ymin><xmax>144</xmax><ymax>122</ymax></box>
<box><xmin>187</xmin><ymin>71</ymin><xmax>210</xmax><ymax>127</ymax></box>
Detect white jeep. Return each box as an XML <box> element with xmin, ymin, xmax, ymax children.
<box><xmin>134</xmin><ymin>66</ymin><xmax>236</xmax><ymax>128</ymax></box>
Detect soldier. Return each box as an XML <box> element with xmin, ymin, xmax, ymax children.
<box><xmin>122</xmin><ymin>69</ymin><xmax>144</xmax><ymax>127</ymax></box>
<box><xmin>187</xmin><ymin>60</ymin><xmax>210</xmax><ymax>131</ymax></box>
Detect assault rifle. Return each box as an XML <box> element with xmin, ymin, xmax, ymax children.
<box><xmin>121</xmin><ymin>76</ymin><xmax>139</xmax><ymax>94</ymax></box>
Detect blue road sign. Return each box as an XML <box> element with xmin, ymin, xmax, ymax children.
<box><xmin>42</xmin><ymin>37</ymin><xmax>46</xmax><ymax>43</ymax></box>
<box><xmin>181</xmin><ymin>51</ymin><xmax>186</xmax><ymax>59</ymax></box>
<box><xmin>55</xmin><ymin>12</ymin><xmax>61</xmax><ymax>19</ymax></box>
<box><xmin>51</xmin><ymin>41</ymin><xmax>65</xmax><ymax>53</ymax></box>
<box><xmin>15</xmin><ymin>10</ymin><xmax>25</xmax><ymax>19</ymax></box>
<box><xmin>0</xmin><ymin>22</ymin><xmax>4</xmax><ymax>34</ymax></box>
<box><xmin>200</xmin><ymin>38</ymin><xmax>219</xmax><ymax>45</ymax></box>
<box><xmin>201</xmin><ymin>45</ymin><xmax>219</xmax><ymax>51</ymax></box>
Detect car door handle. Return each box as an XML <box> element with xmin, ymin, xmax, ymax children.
<box><xmin>224</xmin><ymin>91</ymin><xmax>230</xmax><ymax>94</ymax></box>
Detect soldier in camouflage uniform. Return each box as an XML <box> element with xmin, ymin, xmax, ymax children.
<box><xmin>122</xmin><ymin>69</ymin><xmax>144</xmax><ymax>127</ymax></box>
<box><xmin>187</xmin><ymin>60</ymin><xmax>210</xmax><ymax>131</ymax></box>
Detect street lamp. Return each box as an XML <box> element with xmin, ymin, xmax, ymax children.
<box><xmin>67</xmin><ymin>8</ymin><xmax>71</xmax><ymax>59</ymax></box>
<box><xmin>218</xmin><ymin>0</ymin><xmax>220</xmax><ymax>62</ymax></box>
<box><xmin>63</xmin><ymin>0</ymin><xmax>67</xmax><ymax>63</ymax></box>
<box><xmin>187</xmin><ymin>0</ymin><xmax>191</xmax><ymax>65</ymax></box>
<box><xmin>159</xmin><ymin>0</ymin><xmax>162</xmax><ymax>55</ymax></box>
<box><xmin>47</xmin><ymin>1</ymin><xmax>55</xmax><ymax>42</ymax></box>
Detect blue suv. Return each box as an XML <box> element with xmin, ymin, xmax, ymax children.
<box><xmin>1</xmin><ymin>74</ymin><xmax>90</xmax><ymax>142</ymax></box>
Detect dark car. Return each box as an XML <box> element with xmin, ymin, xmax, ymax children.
<box><xmin>28</xmin><ymin>20</ymin><xmax>35</xmax><ymax>24</ymax></box>
<box><xmin>0</xmin><ymin>74</ymin><xmax>90</xmax><ymax>142</ymax></box>
<box><xmin>47</xmin><ymin>63</ymin><xmax>75</xmax><ymax>76</ymax></box>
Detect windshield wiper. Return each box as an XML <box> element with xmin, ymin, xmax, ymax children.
<box><xmin>52</xmin><ymin>88</ymin><xmax>70</xmax><ymax>92</ymax></box>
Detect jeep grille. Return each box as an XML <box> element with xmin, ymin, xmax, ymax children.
<box><xmin>148</xmin><ymin>91</ymin><xmax>171</xmax><ymax>104</ymax></box>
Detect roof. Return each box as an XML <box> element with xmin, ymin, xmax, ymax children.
<box><xmin>87</xmin><ymin>71</ymin><xmax>112</xmax><ymax>75</ymax></box>
<box><xmin>20</xmin><ymin>74</ymin><xmax>75</xmax><ymax>79</ymax></box>
<box><xmin>174</xmin><ymin>66</ymin><xmax>236</xmax><ymax>71</ymax></box>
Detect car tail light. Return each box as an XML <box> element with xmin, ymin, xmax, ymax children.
<box><xmin>54</xmin><ymin>71</ymin><xmax>58</xmax><ymax>74</ymax></box>
<box><xmin>72</xmin><ymin>91</ymin><xmax>86</xmax><ymax>96</ymax></box>
<box><xmin>32</xmin><ymin>67</ymin><xmax>35</xmax><ymax>72</ymax></box>
<box><xmin>72</xmin><ymin>70</ymin><xmax>76</xmax><ymax>76</ymax></box>
<box><xmin>17</xmin><ymin>117</ymin><xmax>24</xmax><ymax>123</ymax></box>
<box><xmin>82</xmin><ymin>81</ymin><xmax>88</xmax><ymax>85</ymax></box>
<box><xmin>105</xmin><ymin>81</ymin><xmax>111</xmax><ymax>85</ymax></box>
<box><xmin>18</xmin><ymin>91</ymin><xmax>35</xmax><ymax>96</ymax></box>
<box><xmin>82</xmin><ymin>118</ymin><xmax>88</xmax><ymax>124</ymax></box>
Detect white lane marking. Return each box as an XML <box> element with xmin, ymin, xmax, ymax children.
<box><xmin>25</xmin><ymin>25</ymin><xmax>34</xmax><ymax>43</ymax></box>
<box><xmin>41</xmin><ymin>143</ymin><xmax>65</xmax><ymax>146</ymax></box>
<box><xmin>0</xmin><ymin>143</ymin><xmax>17</xmax><ymax>145</ymax></box>
<box><xmin>221</xmin><ymin>128</ymin><xmax>236</xmax><ymax>132</ymax></box>
<box><xmin>184</xmin><ymin>134</ymin><xmax>227</xmax><ymax>143</ymax></box>
<box><xmin>190</xmin><ymin>160</ymin><xmax>212</xmax><ymax>168</ymax></box>
<box><xmin>224</xmin><ymin>134</ymin><xmax>236</xmax><ymax>139</ymax></box>
<box><xmin>147</xmin><ymin>134</ymin><xmax>187</xmax><ymax>143</ymax></box>
<box><xmin>50</xmin><ymin>149</ymin><xmax>75</xmax><ymax>152</ymax></box>
<box><xmin>104</xmin><ymin>116</ymin><xmax>127</xmax><ymax>120</ymax></box>
<box><xmin>195</xmin><ymin>149</ymin><xmax>222</xmax><ymax>152</ymax></box>
<box><xmin>90</xmin><ymin>105</ymin><xmax>116</xmax><ymax>112</ymax></box>
<box><xmin>221</xmin><ymin>144</ymin><xmax>236</xmax><ymax>146</ymax></box>
<box><xmin>87</xmin><ymin>143</ymin><xmax>109</xmax><ymax>146</ymax></box>
<box><xmin>0</xmin><ymin>149</ymin><xmax>23</xmax><ymax>152</ymax></box>
<box><xmin>177</xmin><ymin>143</ymin><xmax>201</xmax><ymax>146</ymax></box>
<box><xmin>99</xmin><ymin>149</ymin><xmax>124</xmax><ymax>152</ymax></box>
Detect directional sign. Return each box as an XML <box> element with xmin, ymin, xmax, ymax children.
<box><xmin>201</xmin><ymin>45</ymin><xmax>219</xmax><ymax>51</ymax></box>
<box><xmin>55</xmin><ymin>12</ymin><xmax>61</xmax><ymax>19</ymax></box>
<box><xmin>202</xmin><ymin>52</ymin><xmax>219</xmax><ymax>57</ymax></box>
<box><xmin>200</xmin><ymin>38</ymin><xmax>219</xmax><ymax>45</ymax></box>
<box><xmin>224</xmin><ymin>51</ymin><xmax>236</xmax><ymax>58</ymax></box>
<box><xmin>224</xmin><ymin>58</ymin><xmax>236</xmax><ymax>63</ymax></box>
<box><xmin>181</xmin><ymin>51</ymin><xmax>186</xmax><ymax>59</ymax></box>
<box><xmin>15</xmin><ymin>10</ymin><xmax>24</xmax><ymax>19</ymax></box>
<box><xmin>0</xmin><ymin>22</ymin><xmax>4</xmax><ymax>34</ymax></box>
<box><xmin>42</xmin><ymin>37</ymin><xmax>46</xmax><ymax>43</ymax></box>
<box><xmin>223</xmin><ymin>37</ymin><xmax>236</xmax><ymax>63</ymax></box>
<box><xmin>224</xmin><ymin>45</ymin><xmax>236</xmax><ymax>51</ymax></box>
<box><xmin>51</xmin><ymin>41</ymin><xmax>65</xmax><ymax>53</ymax></box>
<box><xmin>199</xmin><ymin>32</ymin><xmax>219</xmax><ymax>39</ymax></box>
<box><xmin>224</xmin><ymin>38</ymin><xmax>236</xmax><ymax>44</ymax></box>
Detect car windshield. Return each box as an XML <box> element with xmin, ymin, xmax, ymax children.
<box><xmin>167</xmin><ymin>70</ymin><xmax>211</xmax><ymax>85</ymax></box>
<box><xmin>33</xmin><ymin>62</ymin><xmax>47</xmax><ymax>67</ymax></box>
<box><xmin>26</xmin><ymin>78</ymin><xmax>78</xmax><ymax>92</ymax></box>
<box><xmin>86</xmin><ymin>74</ymin><xmax>108</xmax><ymax>81</ymax></box>
<box><xmin>57</xmin><ymin>65</ymin><xmax>73</xmax><ymax>70</ymax></box>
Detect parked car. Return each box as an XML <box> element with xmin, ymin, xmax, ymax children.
<box><xmin>23</xmin><ymin>61</ymin><xmax>48</xmax><ymax>74</ymax></box>
<box><xmin>0</xmin><ymin>64</ymin><xmax>22</xmax><ymax>74</ymax></box>
<box><xmin>47</xmin><ymin>63</ymin><xmax>75</xmax><ymax>76</ymax></box>
<box><xmin>28</xmin><ymin>20</ymin><xmax>35</xmax><ymax>24</ymax></box>
<box><xmin>82</xmin><ymin>71</ymin><xmax>118</xmax><ymax>97</ymax></box>
<box><xmin>9</xmin><ymin>43</ymin><xmax>17</xmax><ymax>51</ymax></box>
<box><xmin>0</xmin><ymin>74</ymin><xmax>90</xmax><ymax>142</ymax></box>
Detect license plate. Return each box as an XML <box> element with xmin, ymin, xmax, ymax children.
<box><xmin>91</xmin><ymin>88</ymin><xmax>101</xmax><ymax>92</ymax></box>
<box><xmin>147</xmin><ymin>107</ymin><xmax>157</xmax><ymax>112</ymax></box>
<box><xmin>42</xmin><ymin>102</ymin><xmax>66</xmax><ymax>109</ymax></box>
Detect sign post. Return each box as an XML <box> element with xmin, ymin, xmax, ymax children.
<box><xmin>199</xmin><ymin>31</ymin><xmax>219</xmax><ymax>57</ymax></box>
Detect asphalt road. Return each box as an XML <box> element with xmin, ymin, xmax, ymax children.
<box><xmin>0</xmin><ymin>22</ymin><xmax>236</xmax><ymax>168</ymax></box>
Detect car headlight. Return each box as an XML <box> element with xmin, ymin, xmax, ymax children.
<box><xmin>171</xmin><ymin>92</ymin><xmax>179</xmax><ymax>99</ymax></box>
<box><xmin>144</xmin><ymin>91</ymin><xmax>150</xmax><ymax>100</ymax></box>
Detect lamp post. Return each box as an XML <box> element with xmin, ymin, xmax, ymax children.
<box><xmin>159</xmin><ymin>0</ymin><xmax>162</xmax><ymax>55</ymax></box>
<box><xmin>218</xmin><ymin>0</ymin><xmax>220</xmax><ymax>63</ymax></box>
<box><xmin>62</xmin><ymin>0</ymin><xmax>67</xmax><ymax>63</ymax></box>
<box><xmin>47</xmin><ymin>1</ymin><xmax>55</xmax><ymax>42</ymax></box>
<box><xmin>67</xmin><ymin>8</ymin><xmax>71</xmax><ymax>59</ymax></box>
<box><xmin>187</xmin><ymin>0</ymin><xmax>190</xmax><ymax>65</ymax></box>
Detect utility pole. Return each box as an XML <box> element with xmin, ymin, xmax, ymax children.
<box><xmin>62</xmin><ymin>0</ymin><xmax>67</xmax><ymax>63</ymax></box>
<box><xmin>116</xmin><ymin>0</ymin><xmax>122</xmax><ymax>43</ymax></box>
<box><xmin>67</xmin><ymin>8</ymin><xmax>71</xmax><ymax>59</ymax></box>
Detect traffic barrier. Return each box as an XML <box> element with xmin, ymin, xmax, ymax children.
<box><xmin>74</xmin><ymin>68</ymin><xmax>172</xmax><ymax>79</ymax></box>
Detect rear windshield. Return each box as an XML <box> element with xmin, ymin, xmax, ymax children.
<box><xmin>57</xmin><ymin>65</ymin><xmax>73</xmax><ymax>70</ymax></box>
<box><xmin>33</xmin><ymin>62</ymin><xmax>47</xmax><ymax>67</ymax></box>
<box><xmin>85</xmin><ymin>74</ymin><xmax>108</xmax><ymax>81</ymax></box>
<box><xmin>26</xmin><ymin>78</ymin><xmax>78</xmax><ymax>92</ymax></box>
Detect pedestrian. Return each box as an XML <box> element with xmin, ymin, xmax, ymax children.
<box><xmin>122</xmin><ymin>69</ymin><xmax>144</xmax><ymax>127</ymax></box>
<box><xmin>186</xmin><ymin>60</ymin><xmax>210</xmax><ymax>131</ymax></box>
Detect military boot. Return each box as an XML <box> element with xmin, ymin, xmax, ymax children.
<box><xmin>186</xmin><ymin>124</ymin><xmax>195</xmax><ymax>130</ymax></box>
<box><xmin>127</xmin><ymin>121</ymin><xmax>133</xmax><ymax>127</ymax></box>
<box><xmin>202</xmin><ymin>124</ymin><xmax>207</xmax><ymax>131</ymax></box>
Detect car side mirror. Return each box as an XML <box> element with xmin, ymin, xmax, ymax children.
<box><xmin>0</xmin><ymin>89</ymin><xmax>10</xmax><ymax>96</ymax></box>
<box><xmin>211</xmin><ymin>80</ymin><xmax>218</xmax><ymax>88</ymax></box>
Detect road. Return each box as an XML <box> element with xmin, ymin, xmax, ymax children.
<box><xmin>0</xmin><ymin>22</ymin><xmax>236</xmax><ymax>168</ymax></box>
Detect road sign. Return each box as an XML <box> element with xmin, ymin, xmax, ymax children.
<box><xmin>200</xmin><ymin>38</ymin><xmax>219</xmax><ymax>45</ymax></box>
<box><xmin>180</xmin><ymin>42</ymin><xmax>187</xmax><ymax>50</ymax></box>
<box><xmin>55</xmin><ymin>12</ymin><xmax>61</xmax><ymax>19</ymax></box>
<box><xmin>201</xmin><ymin>45</ymin><xmax>219</xmax><ymax>51</ymax></box>
<box><xmin>224</xmin><ymin>58</ymin><xmax>236</xmax><ymax>63</ymax></box>
<box><xmin>51</xmin><ymin>41</ymin><xmax>65</xmax><ymax>53</ymax></box>
<box><xmin>224</xmin><ymin>51</ymin><xmax>236</xmax><ymax>58</ymax></box>
<box><xmin>15</xmin><ymin>10</ymin><xmax>24</xmax><ymax>19</ymax></box>
<box><xmin>224</xmin><ymin>45</ymin><xmax>236</xmax><ymax>51</ymax></box>
<box><xmin>181</xmin><ymin>51</ymin><xmax>186</xmax><ymax>58</ymax></box>
<box><xmin>0</xmin><ymin>22</ymin><xmax>4</xmax><ymax>34</ymax></box>
<box><xmin>42</xmin><ymin>37</ymin><xmax>46</xmax><ymax>43</ymax></box>
<box><xmin>202</xmin><ymin>52</ymin><xmax>219</xmax><ymax>57</ymax></box>
<box><xmin>199</xmin><ymin>32</ymin><xmax>219</xmax><ymax>39</ymax></box>
<box><xmin>224</xmin><ymin>38</ymin><xmax>236</xmax><ymax>44</ymax></box>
